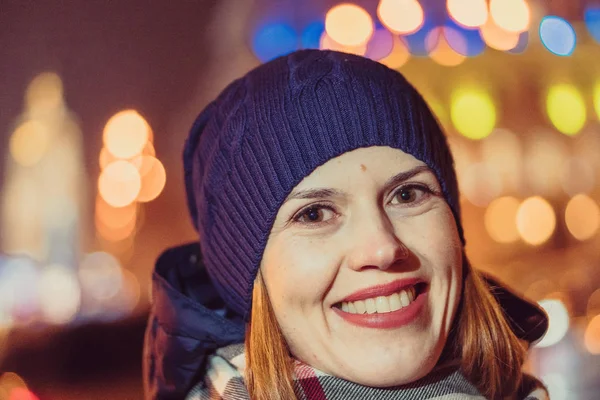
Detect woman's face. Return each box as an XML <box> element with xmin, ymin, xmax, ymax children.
<box><xmin>260</xmin><ymin>146</ymin><xmax>463</xmax><ymax>387</ymax></box>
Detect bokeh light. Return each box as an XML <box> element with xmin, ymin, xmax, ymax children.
<box><xmin>377</xmin><ymin>0</ymin><xmax>424</xmax><ymax>35</ymax></box>
<box><xmin>79</xmin><ymin>252</ymin><xmax>123</xmax><ymax>302</ymax></box>
<box><xmin>9</xmin><ymin>387</ymin><xmax>40</xmax><ymax>400</ymax></box>
<box><xmin>450</xmin><ymin>88</ymin><xmax>496</xmax><ymax>139</ymax></box>
<box><xmin>584</xmin><ymin>6</ymin><xmax>600</xmax><ymax>44</ymax></box>
<box><xmin>9</xmin><ymin>120</ymin><xmax>51</xmax><ymax>167</ymax></box>
<box><xmin>404</xmin><ymin>17</ymin><xmax>436</xmax><ymax>56</ymax></box>
<box><xmin>95</xmin><ymin>196</ymin><xmax>137</xmax><ymax>231</ymax></box>
<box><xmin>95</xmin><ymin>205</ymin><xmax>137</xmax><ymax>242</ymax></box>
<box><xmin>428</xmin><ymin>29</ymin><xmax>466</xmax><ymax>66</ymax></box>
<box><xmin>252</xmin><ymin>22</ymin><xmax>298</xmax><ymax>62</ymax></box>
<box><xmin>484</xmin><ymin>196</ymin><xmax>520</xmax><ymax>243</ymax></box>
<box><xmin>25</xmin><ymin>72</ymin><xmax>63</xmax><ymax>112</ymax></box>
<box><xmin>447</xmin><ymin>0</ymin><xmax>488</xmax><ymax>28</ymax></box>
<box><xmin>325</xmin><ymin>4</ymin><xmax>374</xmax><ymax>47</ymax></box>
<box><xmin>379</xmin><ymin>36</ymin><xmax>411</xmax><ymax>68</ymax></box>
<box><xmin>594</xmin><ymin>81</ymin><xmax>600</xmax><ymax>119</ymax></box>
<box><xmin>489</xmin><ymin>0</ymin><xmax>530</xmax><ymax>33</ymax></box>
<box><xmin>516</xmin><ymin>196</ymin><xmax>556</xmax><ymax>245</ymax></box>
<box><xmin>546</xmin><ymin>84</ymin><xmax>586</xmax><ymax>136</ymax></box>
<box><xmin>481</xmin><ymin>128</ymin><xmax>523</xmax><ymax>193</ymax></box>
<box><xmin>536</xmin><ymin>298</ymin><xmax>570</xmax><ymax>347</ymax></box>
<box><xmin>103</xmin><ymin>110</ymin><xmax>151</xmax><ymax>159</ymax></box>
<box><xmin>134</xmin><ymin>155</ymin><xmax>167</xmax><ymax>202</ymax></box>
<box><xmin>585</xmin><ymin>314</ymin><xmax>600</xmax><ymax>354</ymax></box>
<box><xmin>565</xmin><ymin>194</ymin><xmax>600</xmax><ymax>241</ymax></box>
<box><xmin>541</xmin><ymin>373</ymin><xmax>569</xmax><ymax>400</ymax></box>
<box><xmin>445</xmin><ymin>19</ymin><xmax>485</xmax><ymax>56</ymax></box>
<box><xmin>319</xmin><ymin>32</ymin><xmax>367</xmax><ymax>56</ymax></box>
<box><xmin>301</xmin><ymin>21</ymin><xmax>324</xmax><ymax>49</ymax></box>
<box><xmin>480</xmin><ymin>16</ymin><xmax>520</xmax><ymax>51</ymax></box>
<box><xmin>98</xmin><ymin>160</ymin><xmax>142</xmax><ymax>208</ymax></box>
<box><xmin>38</xmin><ymin>264</ymin><xmax>81</xmax><ymax>324</ymax></box>
<box><xmin>539</xmin><ymin>16</ymin><xmax>576</xmax><ymax>56</ymax></box>
<box><xmin>459</xmin><ymin>162</ymin><xmax>502</xmax><ymax>207</ymax></box>
<box><xmin>365</xmin><ymin>27</ymin><xmax>394</xmax><ymax>60</ymax></box>
<box><xmin>507</xmin><ymin>31</ymin><xmax>529</xmax><ymax>54</ymax></box>
<box><xmin>588</xmin><ymin>289</ymin><xmax>600</xmax><ymax>317</ymax></box>
<box><xmin>524</xmin><ymin>132</ymin><xmax>569</xmax><ymax>196</ymax></box>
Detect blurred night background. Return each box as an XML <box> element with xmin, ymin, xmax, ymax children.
<box><xmin>1</xmin><ymin>0</ymin><xmax>600</xmax><ymax>399</ymax></box>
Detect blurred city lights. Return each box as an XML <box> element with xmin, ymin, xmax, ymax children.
<box><xmin>79</xmin><ymin>252</ymin><xmax>123</xmax><ymax>302</ymax></box>
<box><xmin>38</xmin><ymin>264</ymin><xmax>81</xmax><ymax>324</ymax></box>
<box><xmin>403</xmin><ymin>16</ymin><xmax>436</xmax><ymax>56</ymax></box>
<box><xmin>301</xmin><ymin>21</ymin><xmax>324</xmax><ymax>50</ymax></box>
<box><xmin>588</xmin><ymin>289</ymin><xmax>600</xmax><ymax>317</ymax></box>
<box><xmin>0</xmin><ymin>373</ymin><xmax>31</xmax><ymax>400</ymax></box>
<box><xmin>320</xmin><ymin>32</ymin><xmax>367</xmax><ymax>56</ymax></box>
<box><xmin>524</xmin><ymin>132</ymin><xmax>569</xmax><ymax>196</ymax></box>
<box><xmin>594</xmin><ymin>81</ymin><xmax>600</xmax><ymax>119</ymax></box>
<box><xmin>546</xmin><ymin>84</ymin><xmax>586</xmax><ymax>136</ymax></box>
<box><xmin>135</xmin><ymin>155</ymin><xmax>167</xmax><ymax>202</ymax></box>
<box><xmin>559</xmin><ymin>158</ymin><xmax>595</xmax><ymax>196</ymax></box>
<box><xmin>446</xmin><ymin>0</ymin><xmax>488</xmax><ymax>28</ymax></box>
<box><xmin>252</xmin><ymin>22</ymin><xmax>298</xmax><ymax>62</ymax></box>
<box><xmin>25</xmin><ymin>72</ymin><xmax>63</xmax><ymax>113</ymax></box>
<box><xmin>365</xmin><ymin>27</ymin><xmax>394</xmax><ymax>60</ymax></box>
<box><xmin>9</xmin><ymin>120</ymin><xmax>51</xmax><ymax>167</ymax></box>
<box><xmin>525</xmin><ymin>279</ymin><xmax>556</xmax><ymax>302</ymax></box>
<box><xmin>428</xmin><ymin>29</ymin><xmax>466</xmax><ymax>66</ymax></box>
<box><xmin>584</xmin><ymin>6</ymin><xmax>600</xmax><ymax>44</ymax></box>
<box><xmin>484</xmin><ymin>196</ymin><xmax>520</xmax><ymax>243</ymax></box>
<box><xmin>459</xmin><ymin>162</ymin><xmax>502</xmax><ymax>207</ymax></box>
<box><xmin>444</xmin><ymin>19</ymin><xmax>485</xmax><ymax>56</ymax></box>
<box><xmin>585</xmin><ymin>314</ymin><xmax>600</xmax><ymax>354</ymax></box>
<box><xmin>536</xmin><ymin>298</ymin><xmax>570</xmax><ymax>347</ymax></box>
<box><xmin>565</xmin><ymin>194</ymin><xmax>600</xmax><ymax>241</ymax></box>
<box><xmin>481</xmin><ymin>129</ymin><xmax>523</xmax><ymax>193</ymax></box>
<box><xmin>489</xmin><ymin>0</ymin><xmax>530</xmax><ymax>33</ymax></box>
<box><xmin>541</xmin><ymin>373</ymin><xmax>569</xmax><ymax>400</ymax></box>
<box><xmin>103</xmin><ymin>110</ymin><xmax>151</xmax><ymax>159</ymax></box>
<box><xmin>325</xmin><ymin>4</ymin><xmax>374</xmax><ymax>47</ymax></box>
<box><xmin>507</xmin><ymin>31</ymin><xmax>529</xmax><ymax>54</ymax></box>
<box><xmin>9</xmin><ymin>387</ymin><xmax>40</xmax><ymax>400</ymax></box>
<box><xmin>450</xmin><ymin>88</ymin><xmax>496</xmax><ymax>139</ymax></box>
<box><xmin>98</xmin><ymin>160</ymin><xmax>142</xmax><ymax>207</ymax></box>
<box><xmin>95</xmin><ymin>205</ymin><xmax>137</xmax><ymax>242</ymax></box>
<box><xmin>479</xmin><ymin>16</ymin><xmax>520</xmax><ymax>51</ymax></box>
<box><xmin>377</xmin><ymin>0</ymin><xmax>423</xmax><ymax>35</ymax></box>
<box><xmin>539</xmin><ymin>16</ymin><xmax>576</xmax><ymax>56</ymax></box>
<box><xmin>0</xmin><ymin>257</ymin><xmax>39</xmax><ymax>326</ymax></box>
<box><xmin>516</xmin><ymin>196</ymin><xmax>556</xmax><ymax>245</ymax></box>
<box><xmin>379</xmin><ymin>35</ymin><xmax>411</xmax><ymax>68</ymax></box>
<box><xmin>95</xmin><ymin>196</ymin><xmax>137</xmax><ymax>231</ymax></box>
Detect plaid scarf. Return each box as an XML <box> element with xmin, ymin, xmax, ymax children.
<box><xmin>185</xmin><ymin>344</ymin><xmax>547</xmax><ymax>400</ymax></box>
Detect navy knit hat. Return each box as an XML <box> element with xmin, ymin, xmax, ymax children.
<box><xmin>184</xmin><ymin>50</ymin><xmax>463</xmax><ymax>320</ymax></box>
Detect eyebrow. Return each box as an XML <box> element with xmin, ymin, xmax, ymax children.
<box><xmin>283</xmin><ymin>165</ymin><xmax>433</xmax><ymax>204</ymax></box>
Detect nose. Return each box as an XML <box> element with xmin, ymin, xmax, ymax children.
<box><xmin>345</xmin><ymin>209</ymin><xmax>409</xmax><ymax>271</ymax></box>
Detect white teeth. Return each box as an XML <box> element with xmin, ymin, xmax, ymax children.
<box><xmin>339</xmin><ymin>285</ymin><xmax>419</xmax><ymax>315</ymax></box>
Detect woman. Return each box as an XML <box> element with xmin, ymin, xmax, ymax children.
<box><xmin>144</xmin><ymin>50</ymin><xmax>549</xmax><ymax>400</ymax></box>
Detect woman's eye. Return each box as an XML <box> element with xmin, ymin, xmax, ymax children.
<box><xmin>293</xmin><ymin>205</ymin><xmax>335</xmax><ymax>224</ymax></box>
<box><xmin>390</xmin><ymin>185</ymin><xmax>430</xmax><ymax>205</ymax></box>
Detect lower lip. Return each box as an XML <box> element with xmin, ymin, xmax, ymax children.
<box><xmin>333</xmin><ymin>291</ymin><xmax>427</xmax><ymax>329</ymax></box>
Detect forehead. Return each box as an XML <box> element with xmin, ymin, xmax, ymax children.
<box><xmin>294</xmin><ymin>146</ymin><xmax>428</xmax><ymax>188</ymax></box>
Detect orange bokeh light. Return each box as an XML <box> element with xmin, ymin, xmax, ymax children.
<box><xmin>325</xmin><ymin>3</ymin><xmax>374</xmax><ymax>47</ymax></box>
<box><xmin>584</xmin><ymin>315</ymin><xmax>600</xmax><ymax>354</ymax></box>
<box><xmin>489</xmin><ymin>0</ymin><xmax>530</xmax><ymax>33</ymax></box>
<box><xmin>100</xmin><ymin>141</ymin><xmax>155</xmax><ymax>170</ymax></box>
<box><xmin>447</xmin><ymin>0</ymin><xmax>488</xmax><ymax>28</ymax></box>
<box><xmin>319</xmin><ymin>32</ymin><xmax>368</xmax><ymax>56</ymax></box>
<box><xmin>379</xmin><ymin>36</ymin><xmax>411</xmax><ymax>69</ymax></box>
<box><xmin>103</xmin><ymin>110</ymin><xmax>150</xmax><ymax>159</ymax></box>
<box><xmin>98</xmin><ymin>160</ymin><xmax>141</xmax><ymax>207</ymax></box>
<box><xmin>377</xmin><ymin>0</ymin><xmax>424</xmax><ymax>35</ymax></box>
<box><xmin>95</xmin><ymin>196</ymin><xmax>137</xmax><ymax>230</ymax></box>
<box><xmin>480</xmin><ymin>17</ymin><xmax>520</xmax><ymax>51</ymax></box>
<box><xmin>95</xmin><ymin>207</ymin><xmax>137</xmax><ymax>242</ymax></box>
<box><xmin>428</xmin><ymin>29</ymin><xmax>466</xmax><ymax>66</ymax></box>
<box><xmin>134</xmin><ymin>156</ymin><xmax>167</xmax><ymax>203</ymax></box>
<box><xmin>516</xmin><ymin>196</ymin><xmax>556</xmax><ymax>245</ymax></box>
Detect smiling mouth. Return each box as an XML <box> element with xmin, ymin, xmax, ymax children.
<box><xmin>333</xmin><ymin>282</ymin><xmax>427</xmax><ymax>315</ymax></box>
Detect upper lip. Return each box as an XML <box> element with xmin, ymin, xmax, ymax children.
<box><xmin>337</xmin><ymin>278</ymin><xmax>424</xmax><ymax>304</ymax></box>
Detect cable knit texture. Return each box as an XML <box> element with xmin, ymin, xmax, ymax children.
<box><xmin>183</xmin><ymin>50</ymin><xmax>463</xmax><ymax>319</ymax></box>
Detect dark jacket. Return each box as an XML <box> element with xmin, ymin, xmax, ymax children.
<box><xmin>143</xmin><ymin>243</ymin><xmax>548</xmax><ymax>400</ymax></box>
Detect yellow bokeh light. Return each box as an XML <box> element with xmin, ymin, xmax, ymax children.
<box><xmin>516</xmin><ymin>196</ymin><xmax>556</xmax><ymax>245</ymax></box>
<box><xmin>319</xmin><ymin>32</ymin><xmax>367</xmax><ymax>56</ymax></box>
<box><xmin>379</xmin><ymin>35</ymin><xmax>410</xmax><ymax>69</ymax></box>
<box><xmin>103</xmin><ymin>110</ymin><xmax>151</xmax><ymax>159</ymax></box>
<box><xmin>484</xmin><ymin>196</ymin><xmax>520</xmax><ymax>243</ymax></box>
<box><xmin>95</xmin><ymin>196</ymin><xmax>137</xmax><ymax>230</ymax></box>
<box><xmin>96</xmin><ymin>209</ymin><xmax>137</xmax><ymax>242</ymax></box>
<box><xmin>536</xmin><ymin>298</ymin><xmax>570</xmax><ymax>348</ymax></box>
<box><xmin>134</xmin><ymin>155</ymin><xmax>167</xmax><ymax>202</ymax></box>
<box><xmin>546</xmin><ymin>84</ymin><xmax>586</xmax><ymax>136</ymax></box>
<box><xmin>584</xmin><ymin>315</ymin><xmax>600</xmax><ymax>354</ymax></box>
<box><xmin>9</xmin><ymin>120</ymin><xmax>52</xmax><ymax>167</ymax></box>
<box><xmin>429</xmin><ymin>29</ymin><xmax>466</xmax><ymax>67</ymax></box>
<box><xmin>594</xmin><ymin>81</ymin><xmax>600</xmax><ymax>119</ymax></box>
<box><xmin>480</xmin><ymin>17</ymin><xmax>520</xmax><ymax>51</ymax></box>
<box><xmin>447</xmin><ymin>0</ymin><xmax>488</xmax><ymax>28</ymax></box>
<box><xmin>377</xmin><ymin>0</ymin><xmax>424</xmax><ymax>35</ymax></box>
<box><xmin>98</xmin><ymin>160</ymin><xmax>142</xmax><ymax>208</ymax></box>
<box><xmin>325</xmin><ymin>3</ymin><xmax>374</xmax><ymax>47</ymax></box>
<box><xmin>489</xmin><ymin>0</ymin><xmax>530</xmax><ymax>33</ymax></box>
<box><xmin>26</xmin><ymin>72</ymin><xmax>63</xmax><ymax>112</ymax></box>
<box><xmin>565</xmin><ymin>194</ymin><xmax>600</xmax><ymax>240</ymax></box>
<box><xmin>450</xmin><ymin>88</ymin><xmax>496</xmax><ymax>140</ymax></box>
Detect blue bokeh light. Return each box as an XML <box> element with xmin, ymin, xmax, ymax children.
<box><xmin>584</xmin><ymin>6</ymin><xmax>600</xmax><ymax>44</ymax></box>
<box><xmin>252</xmin><ymin>22</ymin><xmax>299</xmax><ymax>62</ymax></box>
<box><xmin>404</xmin><ymin>17</ymin><xmax>437</xmax><ymax>57</ymax></box>
<box><xmin>444</xmin><ymin>19</ymin><xmax>485</xmax><ymax>57</ymax></box>
<box><xmin>507</xmin><ymin>31</ymin><xmax>529</xmax><ymax>54</ymax></box>
<box><xmin>539</xmin><ymin>16</ymin><xmax>576</xmax><ymax>56</ymax></box>
<box><xmin>301</xmin><ymin>21</ymin><xmax>325</xmax><ymax>49</ymax></box>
